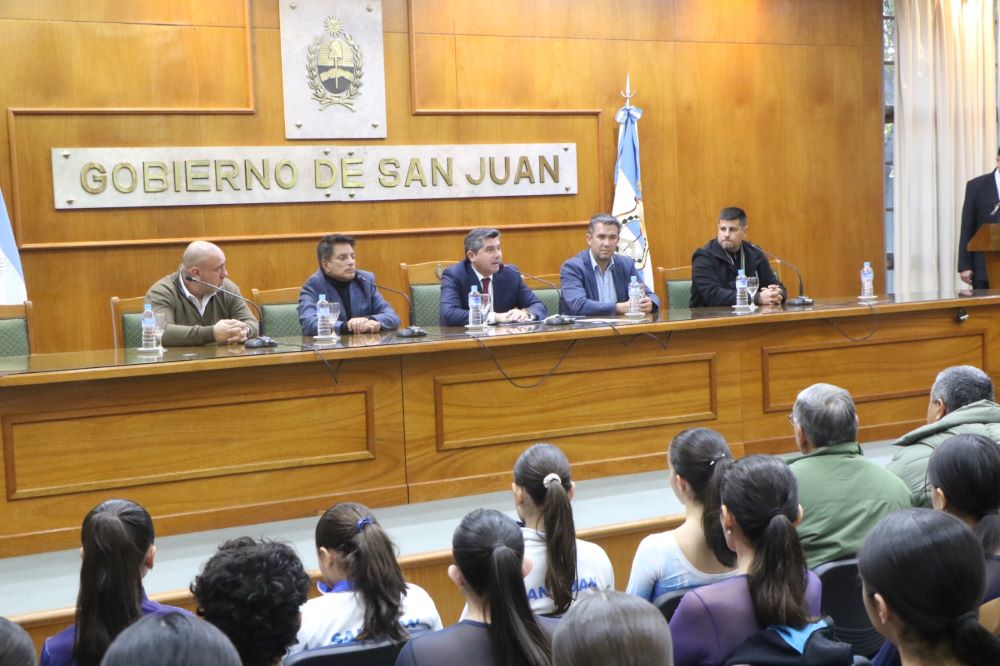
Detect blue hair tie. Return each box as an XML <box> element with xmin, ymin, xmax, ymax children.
<box><xmin>355</xmin><ymin>516</ymin><xmax>374</xmax><ymax>532</ymax></box>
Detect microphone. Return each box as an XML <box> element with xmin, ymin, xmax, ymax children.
<box><xmin>745</xmin><ymin>242</ymin><xmax>813</xmax><ymax>307</ymax></box>
<box><xmin>500</xmin><ymin>265</ymin><xmax>571</xmax><ymax>326</ymax></box>
<box><xmin>355</xmin><ymin>274</ymin><xmax>427</xmax><ymax>338</ymax></box>
<box><xmin>183</xmin><ymin>274</ymin><xmax>277</xmax><ymax>346</ymax></box>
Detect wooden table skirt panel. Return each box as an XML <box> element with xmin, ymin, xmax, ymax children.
<box><xmin>1</xmin><ymin>295</ymin><xmax>998</xmax><ymax>556</ymax></box>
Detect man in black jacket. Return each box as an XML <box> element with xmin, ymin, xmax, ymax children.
<box><xmin>958</xmin><ymin>148</ymin><xmax>1000</xmax><ymax>290</ymax></box>
<box><xmin>690</xmin><ymin>207</ymin><xmax>786</xmax><ymax>308</ymax></box>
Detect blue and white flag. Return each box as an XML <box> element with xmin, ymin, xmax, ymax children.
<box><xmin>0</xmin><ymin>188</ymin><xmax>27</xmax><ymax>304</ymax></box>
<box><xmin>612</xmin><ymin>95</ymin><xmax>654</xmax><ymax>289</ymax></box>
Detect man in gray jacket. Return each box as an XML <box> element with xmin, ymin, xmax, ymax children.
<box><xmin>887</xmin><ymin>365</ymin><xmax>1000</xmax><ymax>505</ymax></box>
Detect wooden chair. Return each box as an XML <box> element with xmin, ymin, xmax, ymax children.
<box><xmin>657</xmin><ymin>266</ymin><xmax>692</xmax><ymax>310</ymax></box>
<box><xmin>521</xmin><ymin>273</ymin><xmax>561</xmax><ymax>316</ymax></box>
<box><xmin>110</xmin><ymin>295</ymin><xmax>147</xmax><ymax>350</ymax></box>
<box><xmin>0</xmin><ymin>301</ymin><xmax>36</xmax><ymax>356</ymax></box>
<box><xmin>400</xmin><ymin>260</ymin><xmax>450</xmax><ymax>328</ymax></box>
<box><xmin>251</xmin><ymin>287</ymin><xmax>301</xmax><ymax>337</ymax></box>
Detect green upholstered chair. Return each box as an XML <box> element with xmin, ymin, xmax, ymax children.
<box><xmin>0</xmin><ymin>301</ymin><xmax>36</xmax><ymax>356</ymax></box>
<box><xmin>251</xmin><ymin>287</ymin><xmax>301</xmax><ymax>337</ymax></box>
<box><xmin>401</xmin><ymin>260</ymin><xmax>449</xmax><ymax>328</ymax></box>
<box><xmin>110</xmin><ymin>295</ymin><xmax>146</xmax><ymax>350</ymax></box>
<box><xmin>657</xmin><ymin>266</ymin><xmax>692</xmax><ymax>310</ymax></box>
<box><xmin>522</xmin><ymin>273</ymin><xmax>561</xmax><ymax>316</ymax></box>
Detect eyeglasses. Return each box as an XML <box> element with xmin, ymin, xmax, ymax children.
<box><xmin>787</xmin><ymin>413</ymin><xmax>797</xmax><ymax>425</ymax></box>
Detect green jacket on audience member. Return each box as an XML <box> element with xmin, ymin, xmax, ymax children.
<box><xmin>789</xmin><ymin>441</ymin><xmax>912</xmax><ymax>570</ymax></box>
<box><xmin>886</xmin><ymin>399</ymin><xmax>1000</xmax><ymax>507</ymax></box>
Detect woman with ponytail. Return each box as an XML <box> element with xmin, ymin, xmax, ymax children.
<box><xmin>512</xmin><ymin>443</ymin><xmax>613</xmax><ymax>615</ymax></box>
<box><xmin>627</xmin><ymin>428</ymin><xmax>737</xmax><ymax>601</ymax></box>
<box><xmin>290</xmin><ymin>502</ymin><xmax>441</xmax><ymax>655</ymax></box>
<box><xmin>396</xmin><ymin>509</ymin><xmax>553</xmax><ymax>666</ymax></box>
<box><xmin>669</xmin><ymin>455</ymin><xmax>820</xmax><ymax>666</ymax></box>
<box><xmin>860</xmin><ymin>509</ymin><xmax>1000</xmax><ymax>666</ymax></box>
<box><xmin>41</xmin><ymin>499</ymin><xmax>188</xmax><ymax>666</ymax></box>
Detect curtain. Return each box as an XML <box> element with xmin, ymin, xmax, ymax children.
<box><xmin>894</xmin><ymin>0</ymin><xmax>996</xmax><ymax>293</ymax></box>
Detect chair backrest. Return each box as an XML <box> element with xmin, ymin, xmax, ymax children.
<box><xmin>813</xmin><ymin>558</ymin><xmax>884</xmax><ymax>658</ymax></box>
<box><xmin>251</xmin><ymin>287</ymin><xmax>301</xmax><ymax>337</ymax></box>
<box><xmin>0</xmin><ymin>301</ymin><xmax>36</xmax><ymax>356</ymax></box>
<box><xmin>657</xmin><ymin>266</ymin><xmax>692</xmax><ymax>310</ymax></box>
<box><xmin>284</xmin><ymin>637</ymin><xmax>406</xmax><ymax>666</ymax></box>
<box><xmin>110</xmin><ymin>295</ymin><xmax>147</xmax><ymax>350</ymax></box>
<box><xmin>653</xmin><ymin>589</ymin><xmax>686</xmax><ymax>621</ymax></box>
<box><xmin>400</xmin><ymin>260</ymin><xmax>450</xmax><ymax>328</ymax></box>
<box><xmin>522</xmin><ymin>273</ymin><xmax>560</xmax><ymax>315</ymax></box>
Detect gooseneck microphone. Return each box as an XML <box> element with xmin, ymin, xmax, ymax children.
<box><xmin>746</xmin><ymin>242</ymin><xmax>813</xmax><ymax>307</ymax></box>
<box><xmin>183</xmin><ymin>274</ymin><xmax>278</xmax><ymax>346</ymax></box>
<box><xmin>355</xmin><ymin>274</ymin><xmax>427</xmax><ymax>338</ymax></box>
<box><xmin>501</xmin><ymin>265</ymin><xmax>571</xmax><ymax>325</ymax></box>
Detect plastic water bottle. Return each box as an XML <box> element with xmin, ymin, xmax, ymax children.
<box><xmin>468</xmin><ymin>286</ymin><xmax>483</xmax><ymax>327</ymax></box>
<box><xmin>140</xmin><ymin>303</ymin><xmax>157</xmax><ymax>350</ymax></box>
<box><xmin>628</xmin><ymin>276</ymin><xmax>643</xmax><ymax>316</ymax></box>
<box><xmin>316</xmin><ymin>294</ymin><xmax>333</xmax><ymax>337</ymax></box>
<box><xmin>735</xmin><ymin>269</ymin><xmax>749</xmax><ymax>309</ymax></box>
<box><xmin>860</xmin><ymin>262</ymin><xmax>875</xmax><ymax>300</ymax></box>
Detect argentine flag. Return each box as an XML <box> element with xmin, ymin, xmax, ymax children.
<box><xmin>612</xmin><ymin>92</ymin><xmax>654</xmax><ymax>289</ymax></box>
<box><xmin>0</xmin><ymin>188</ymin><xmax>27</xmax><ymax>304</ymax></box>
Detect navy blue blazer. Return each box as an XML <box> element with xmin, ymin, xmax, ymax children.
<box><xmin>439</xmin><ymin>260</ymin><xmax>547</xmax><ymax>326</ymax></box>
<box><xmin>559</xmin><ymin>249</ymin><xmax>660</xmax><ymax>316</ymax></box>
<box><xmin>298</xmin><ymin>269</ymin><xmax>400</xmax><ymax>335</ymax></box>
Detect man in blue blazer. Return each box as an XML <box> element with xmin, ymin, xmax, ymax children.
<box><xmin>439</xmin><ymin>228</ymin><xmax>547</xmax><ymax>326</ymax></box>
<box><xmin>560</xmin><ymin>213</ymin><xmax>659</xmax><ymax>316</ymax></box>
<box><xmin>298</xmin><ymin>234</ymin><xmax>401</xmax><ymax>335</ymax></box>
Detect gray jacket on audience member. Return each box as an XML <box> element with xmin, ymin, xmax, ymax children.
<box><xmin>886</xmin><ymin>399</ymin><xmax>1000</xmax><ymax>506</ymax></box>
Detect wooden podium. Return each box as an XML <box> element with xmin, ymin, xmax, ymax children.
<box><xmin>968</xmin><ymin>223</ymin><xmax>1000</xmax><ymax>284</ymax></box>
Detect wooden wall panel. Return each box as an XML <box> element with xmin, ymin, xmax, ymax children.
<box><xmin>1</xmin><ymin>0</ymin><xmax>885</xmax><ymax>353</ymax></box>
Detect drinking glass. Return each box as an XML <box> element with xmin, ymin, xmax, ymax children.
<box><xmin>154</xmin><ymin>312</ymin><xmax>167</xmax><ymax>350</ymax></box>
<box><xmin>479</xmin><ymin>292</ymin><xmax>491</xmax><ymax>323</ymax></box>
<box><xmin>329</xmin><ymin>303</ymin><xmax>342</xmax><ymax>338</ymax></box>
<box><xmin>746</xmin><ymin>276</ymin><xmax>760</xmax><ymax>309</ymax></box>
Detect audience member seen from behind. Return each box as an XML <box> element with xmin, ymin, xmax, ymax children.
<box><xmin>396</xmin><ymin>509</ymin><xmax>552</xmax><ymax>666</ymax></box>
<box><xmin>871</xmin><ymin>433</ymin><xmax>1000</xmax><ymax>666</ymax></box>
<box><xmin>859</xmin><ymin>509</ymin><xmax>1000</xmax><ymax>666</ymax></box>
<box><xmin>191</xmin><ymin>538</ymin><xmax>309</xmax><ymax>666</ymax></box>
<box><xmin>887</xmin><ymin>365</ymin><xmax>1000</xmax><ymax>505</ymax></box>
<box><xmin>290</xmin><ymin>503</ymin><xmax>442</xmax><ymax>656</ymax></box>
<box><xmin>627</xmin><ymin>428</ymin><xmax>737</xmax><ymax>602</ymax></box>
<box><xmin>100</xmin><ymin>612</ymin><xmax>240</xmax><ymax>666</ymax></box>
<box><xmin>41</xmin><ymin>499</ymin><xmax>189</xmax><ymax>666</ymax></box>
<box><xmin>552</xmin><ymin>589</ymin><xmax>672</xmax><ymax>666</ymax></box>
<box><xmin>787</xmin><ymin>383</ymin><xmax>911</xmax><ymax>569</ymax></box>
<box><xmin>669</xmin><ymin>455</ymin><xmax>821</xmax><ymax>666</ymax></box>
<box><xmin>0</xmin><ymin>616</ymin><xmax>36</xmax><ymax>666</ymax></box>
<box><xmin>513</xmin><ymin>443</ymin><xmax>614</xmax><ymax>615</ymax></box>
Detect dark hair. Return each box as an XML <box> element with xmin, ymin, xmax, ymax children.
<box><xmin>513</xmin><ymin>443</ymin><xmax>578</xmax><ymax>614</ymax></box>
<box><xmin>73</xmin><ymin>498</ymin><xmax>155</xmax><ymax>666</ymax></box>
<box><xmin>191</xmin><ymin>537</ymin><xmax>310</xmax><ymax>666</ymax></box>
<box><xmin>552</xmin><ymin>590</ymin><xmax>672</xmax><ymax>666</ymax></box>
<box><xmin>317</xmin><ymin>234</ymin><xmax>356</xmax><ymax>265</ymax></box>
<box><xmin>721</xmin><ymin>455</ymin><xmax>809</xmax><ymax>628</ymax></box>
<box><xmin>587</xmin><ymin>213</ymin><xmax>621</xmax><ymax>234</ymax></box>
<box><xmin>452</xmin><ymin>509</ymin><xmax>551</xmax><ymax>666</ymax></box>
<box><xmin>315</xmin><ymin>503</ymin><xmax>408</xmax><ymax>642</ymax></box>
<box><xmin>668</xmin><ymin>428</ymin><xmax>736</xmax><ymax>568</ymax></box>
<box><xmin>928</xmin><ymin>434</ymin><xmax>1000</xmax><ymax>555</ymax></box>
<box><xmin>464</xmin><ymin>228</ymin><xmax>501</xmax><ymax>254</ymax></box>
<box><xmin>930</xmin><ymin>365</ymin><xmax>995</xmax><ymax>412</ymax></box>
<box><xmin>719</xmin><ymin>207</ymin><xmax>748</xmax><ymax>227</ymax></box>
<box><xmin>859</xmin><ymin>509</ymin><xmax>1000</xmax><ymax>665</ymax></box>
<box><xmin>0</xmin><ymin>617</ymin><xmax>35</xmax><ymax>666</ymax></box>
<box><xmin>100</xmin><ymin>612</ymin><xmax>241</xmax><ymax>666</ymax></box>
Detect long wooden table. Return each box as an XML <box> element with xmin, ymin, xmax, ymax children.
<box><xmin>2</xmin><ymin>292</ymin><xmax>998</xmax><ymax>557</ymax></box>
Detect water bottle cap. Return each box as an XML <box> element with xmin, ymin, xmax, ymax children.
<box><xmin>738</xmin><ymin>269</ymin><xmax>745</xmax><ymax>276</ymax></box>
<box><xmin>630</xmin><ymin>275</ymin><xmax>638</xmax><ymax>283</ymax></box>
<box><xmin>863</xmin><ymin>261</ymin><xmax>871</xmax><ymax>268</ymax></box>
<box><xmin>319</xmin><ymin>293</ymin><xmax>326</xmax><ymax>300</ymax></box>
<box><xmin>144</xmin><ymin>302</ymin><xmax>152</xmax><ymax>309</ymax></box>
<box><xmin>471</xmin><ymin>286</ymin><xmax>479</xmax><ymax>293</ymax></box>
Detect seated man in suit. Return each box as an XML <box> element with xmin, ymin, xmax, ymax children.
<box><xmin>146</xmin><ymin>240</ymin><xmax>258</xmax><ymax>346</ymax></box>
<box><xmin>560</xmin><ymin>213</ymin><xmax>659</xmax><ymax>316</ymax></box>
<box><xmin>439</xmin><ymin>228</ymin><xmax>547</xmax><ymax>326</ymax></box>
<box><xmin>690</xmin><ymin>206</ymin><xmax>785</xmax><ymax>308</ymax></box>
<box><xmin>298</xmin><ymin>234</ymin><xmax>401</xmax><ymax>335</ymax></box>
